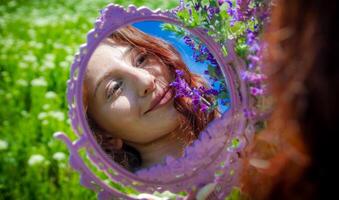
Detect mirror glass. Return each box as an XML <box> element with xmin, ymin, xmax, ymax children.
<box><xmin>83</xmin><ymin>21</ymin><xmax>230</xmax><ymax>173</ymax></box>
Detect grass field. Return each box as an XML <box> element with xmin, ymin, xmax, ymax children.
<box><xmin>0</xmin><ymin>0</ymin><xmax>178</xmax><ymax>199</ymax></box>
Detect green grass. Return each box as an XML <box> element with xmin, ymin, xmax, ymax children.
<box><xmin>0</xmin><ymin>0</ymin><xmax>177</xmax><ymax>199</ymax></box>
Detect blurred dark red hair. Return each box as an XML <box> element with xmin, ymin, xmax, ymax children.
<box><xmin>241</xmin><ymin>0</ymin><xmax>337</xmax><ymax>199</ymax></box>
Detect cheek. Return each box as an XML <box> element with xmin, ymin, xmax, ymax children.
<box><xmin>148</xmin><ymin>62</ymin><xmax>172</xmax><ymax>82</ymax></box>
<box><xmin>103</xmin><ymin>95</ymin><xmax>141</xmax><ymax>130</ymax></box>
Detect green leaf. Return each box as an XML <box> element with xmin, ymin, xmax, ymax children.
<box><xmin>191</xmin><ymin>7</ymin><xmax>200</xmax><ymax>27</ymax></box>
<box><xmin>177</xmin><ymin>9</ymin><xmax>190</xmax><ymax>24</ymax></box>
<box><xmin>218</xmin><ymin>91</ymin><xmax>228</xmax><ymax>99</ymax></box>
<box><xmin>222</xmin><ymin>45</ymin><xmax>228</xmax><ymax>56</ymax></box>
<box><xmin>207</xmin><ymin>64</ymin><xmax>217</xmax><ymax>78</ymax></box>
<box><xmin>161</xmin><ymin>23</ymin><xmax>177</xmax><ymax>32</ymax></box>
<box><xmin>231</xmin><ymin>138</ymin><xmax>240</xmax><ymax>148</ymax></box>
<box><xmin>230</xmin><ymin>21</ymin><xmax>247</xmax><ymax>38</ymax></box>
<box><xmin>207</xmin><ymin>101</ymin><xmax>219</xmax><ymax>113</ymax></box>
<box><xmin>161</xmin><ymin>23</ymin><xmax>186</xmax><ymax>38</ymax></box>
<box><xmin>225</xmin><ymin>187</ymin><xmax>242</xmax><ymax>200</ymax></box>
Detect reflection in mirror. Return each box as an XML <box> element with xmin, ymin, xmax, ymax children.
<box><xmin>82</xmin><ymin>21</ymin><xmax>229</xmax><ymax>172</ymax></box>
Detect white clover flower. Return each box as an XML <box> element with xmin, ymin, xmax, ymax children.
<box><xmin>45</xmin><ymin>91</ymin><xmax>57</xmax><ymax>99</ymax></box>
<box><xmin>0</xmin><ymin>139</ymin><xmax>8</xmax><ymax>151</ymax></box>
<box><xmin>31</xmin><ymin>77</ymin><xmax>47</xmax><ymax>87</ymax></box>
<box><xmin>23</xmin><ymin>54</ymin><xmax>37</xmax><ymax>63</ymax></box>
<box><xmin>20</xmin><ymin>110</ymin><xmax>29</xmax><ymax>117</ymax></box>
<box><xmin>28</xmin><ymin>29</ymin><xmax>36</xmax><ymax>38</ymax></box>
<box><xmin>65</xmin><ymin>47</ymin><xmax>73</xmax><ymax>54</ymax></box>
<box><xmin>43</xmin><ymin>60</ymin><xmax>55</xmax><ymax>69</ymax></box>
<box><xmin>52</xmin><ymin>152</ymin><xmax>66</xmax><ymax>161</ymax></box>
<box><xmin>28</xmin><ymin>154</ymin><xmax>45</xmax><ymax>166</ymax></box>
<box><xmin>17</xmin><ymin>79</ymin><xmax>28</xmax><ymax>87</ymax></box>
<box><xmin>50</xmin><ymin>111</ymin><xmax>65</xmax><ymax>121</ymax></box>
<box><xmin>38</xmin><ymin>112</ymin><xmax>47</xmax><ymax>120</ymax></box>
<box><xmin>4</xmin><ymin>38</ymin><xmax>14</xmax><ymax>46</ymax></box>
<box><xmin>42</xmin><ymin>104</ymin><xmax>50</xmax><ymax>110</ymax></box>
<box><xmin>58</xmin><ymin>163</ymin><xmax>66</xmax><ymax>168</ymax></box>
<box><xmin>18</xmin><ymin>62</ymin><xmax>28</xmax><ymax>69</ymax></box>
<box><xmin>47</xmin><ymin>139</ymin><xmax>54</xmax><ymax>147</ymax></box>
<box><xmin>42</xmin><ymin>120</ymin><xmax>49</xmax><ymax>126</ymax></box>
<box><xmin>34</xmin><ymin>18</ymin><xmax>50</xmax><ymax>26</ymax></box>
<box><xmin>65</xmin><ymin>55</ymin><xmax>74</xmax><ymax>62</ymax></box>
<box><xmin>35</xmin><ymin>42</ymin><xmax>43</xmax><ymax>49</ymax></box>
<box><xmin>59</xmin><ymin>61</ymin><xmax>69</xmax><ymax>69</ymax></box>
<box><xmin>45</xmin><ymin>54</ymin><xmax>55</xmax><ymax>61</ymax></box>
<box><xmin>53</xmin><ymin>43</ymin><xmax>64</xmax><ymax>49</ymax></box>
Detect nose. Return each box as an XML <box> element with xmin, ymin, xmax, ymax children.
<box><xmin>135</xmin><ymin>70</ymin><xmax>156</xmax><ymax>97</ymax></box>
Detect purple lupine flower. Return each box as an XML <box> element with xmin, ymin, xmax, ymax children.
<box><xmin>249</xmin><ymin>42</ymin><xmax>260</xmax><ymax>52</ymax></box>
<box><xmin>200</xmin><ymin>103</ymin><xmax>209</xmax><ymax>112</ymax></box>
<box><xmin>218</xmin><ymin>0</ymin><xmax>227</xmax><ymax>6</ymax></box>
<box><xmin>170</xmin><ymin>70</ymin><xmax>220</xmax><ymax>113</ymax></box>
<box><xmin>169</xmin><ymin>70</ymin><xmax>191</xmax><ymax>98</ymax></box>
<box><xmin>199</xmin><ymin>45</ymin><xmax>209</xmax><ymax>54</ymax></box>
<box><xmin>175</xmin><ymin>69</ymin><xmax>184</xmax><ymax>77</ymax></box>
<box><xmin>243</xmin><ymin>108</ymin><xmax>256</xmax><ymax>118</ymax></box>
<box><xmin>226</xmin><ymin>0</ymin><xmax>233</xmax><ymax>8</ymax></box>
<box><xmin>247</xmin><ymin>55</ymin><xmax>260</xmax><ymax>63</ymax></box>
<box><xmin>246</xmin><ymin>29</ymin><xmax>261</xmax><ymax>53</ymax></box>
<box><xmin>180</xmin><ymin>35</ymin><xmax>226</xmax><ymax>105</ymax></box>
<box><xmin>191</xmin><ymin>88</ymin><xmax>203</xmax><ymax>111</ymax></box>
<box><xmin>209</xmin><ymin>58</ymin><xmax>218</xmax><ymax>66</ymax></box>
<box><xmin>206</xmin><ymin>89</ymin><xmax>219</xmax><ymax>96</ymax></box>
<box><xmin>199</xmin><ymin>86</ymin><xmax>219</xmax><ymax>96</ymax></box>
<box><xmin>206</xmin><ymin>52</ymin><xmax>219</xmax><ymax>67</ymax></box>
<box><xmin>246</xmin><ymin>29</ymin><xmax>256</xmax><ymax>44</ymax></box>
<box><xmin>241</xmin><ymin>71</ymin><xmax>267</xmax><ymax>83</ymax></box>
<box><xmin>249</xmin><ymin>86</ymin><xmax>264</xmax><ymax>96</ymax></box>
<box><xmin>183</xmin><ymin>36</ymin><xmax>195</xmax><ymax>48</ymax></box>
<box><xmin>236</xmin><ymin>0</ymin><xmax>253</xmax><ymax>21</ymax></box>
<box><xmin>193</xmin><ymin>3</ymin><xmax>200</xmax><ymax>11</ymax></box>
<box><xmin>207</xmin><ymin>7</ymin><xmax>220</xmax><ymax>20</ymax></box>
<box><xmin>227</xmin><ymin>7</ymin><xmax>235</xmax><ymax>16</ymax></box>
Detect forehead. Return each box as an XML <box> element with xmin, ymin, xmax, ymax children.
<box><xmin>87</xmin><ymin>41</ymin><xmax>130</xmax><ymax>73</ymax></box>
<box><xmin>85</xmin><ymin>41</ymin><xmax>131</xmax><ymax>92</ymax></box>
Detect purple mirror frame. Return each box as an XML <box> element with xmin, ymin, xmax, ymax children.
<box><xmin>54</xmin><ymin>3</ymin><xmax>256</xmax><ymax>199</ymax></box>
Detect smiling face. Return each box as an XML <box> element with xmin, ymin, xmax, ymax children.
<box><xmin>85</xmin><ymin>40</ymin><xmax>182</xmax><ymax>144</ymax></box>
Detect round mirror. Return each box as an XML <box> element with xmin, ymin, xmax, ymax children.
<box><xmin>84</xmin><ymin>21</ymin><xmax>230</xmax><ymax>173</ymax></box>
<box><xmin>55</xmin><ymin>4</ymin><xmax>256</xmax><ymax>199</ymax></box>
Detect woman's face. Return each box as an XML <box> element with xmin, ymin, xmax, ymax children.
<box><xmin>85</xmin><ymin>40</ymin><xmax>181</xmax><ymax>144</ymax></box>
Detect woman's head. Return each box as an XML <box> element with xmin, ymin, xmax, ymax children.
<box><xmin>85</xmin><ymin>38</ymin><xmax>180</xmax><ymax>144</ymax></box>
<box><xmin>83</xmin><ymin>25</ymin><xmax>217</xmax><ymax>170</ymax></box>
<box><xmin>242</xmin><ymin>0</ymin><xmax>337</xmax><ymax>199</ymax></box>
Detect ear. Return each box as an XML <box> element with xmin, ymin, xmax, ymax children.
<box><xmin>98</xmin><ymin>129</ymin><xmax>123</xmax><ymax>150</ymax></box>
<box><xmin>110</xmin><ymin>137</ymin><xmax>123</xmax><ymax>150</ymax></box>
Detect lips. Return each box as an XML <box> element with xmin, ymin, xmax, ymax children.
<box><xmin>144</xmin><ymin>87</ymin><xmax>173</xmax><ymax>115</ymax></box>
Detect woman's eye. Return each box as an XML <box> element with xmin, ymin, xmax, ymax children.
<box><xmin>106</xmin><ymin>80</ymin><xmax>123</xmax><ymax>100</ymax></box>
<box><xmin>135</xmin><ymin>53</ymin><xmax>148</xmax><ymax>67</ymax></box>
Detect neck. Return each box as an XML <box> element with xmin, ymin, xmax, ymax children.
<box><xmin>126</xmin><ymin>128</ymin><xmax>187</xmax><ymax>169</ymax></box>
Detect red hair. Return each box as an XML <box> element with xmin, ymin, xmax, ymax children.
<box><xmin>241</xmin><ymin>0</ymin><xmax>337</xmax><ymax>199</ymax></box>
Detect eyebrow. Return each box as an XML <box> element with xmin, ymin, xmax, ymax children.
<box><xmin>93</xmin><ymin>46</ymin><xmax>133</xmax><ymax>98</ymax></box>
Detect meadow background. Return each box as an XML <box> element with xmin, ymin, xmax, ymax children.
<box><xmin>0</xmin><ymin>0</ymin><xmax>178</xmax><ymax>199</ymax></box>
